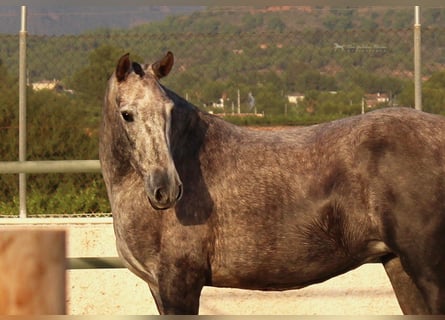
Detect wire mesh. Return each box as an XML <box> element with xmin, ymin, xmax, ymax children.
<box><xmin>0</xmin><ymin>6</ymin><xmax>445</xmax><ymax>216</ymax></box>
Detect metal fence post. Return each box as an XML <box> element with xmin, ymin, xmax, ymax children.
<box><xmin>19</xmin><ymin>6</ymin><xmax>28</xmax><ymax>218</ymax></box>
<box><xmin>414</xmin><ymin>6</ymin><xmax>422</xmax><ymax>111</ymax></box>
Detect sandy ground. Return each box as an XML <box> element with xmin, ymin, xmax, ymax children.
<box><xmin>1</xmin><ymin>219</ymin><xmax>402</xmax><ymax>315</ymax></box>
<box><xmin>63</xmin><ymin>220</ymin><xmax>402</xmax><ymax>315</ymax></box>
<box><xmin>67</xmin><ymin>264</ymin><xmax>402</xmax><ymax>315</ymax></box>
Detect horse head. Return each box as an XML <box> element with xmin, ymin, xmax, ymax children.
<box><xmin>110</xmin><ymin>51</ymin><xmax>182</xmax><ymax>210</ymax></box>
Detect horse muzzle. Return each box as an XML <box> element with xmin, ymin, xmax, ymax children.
<box><xmin>145</xmin><ymin>169</ymin><xmax>183</xmax><ymax>210</ymax></box>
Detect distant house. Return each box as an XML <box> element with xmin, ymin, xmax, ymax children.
<box><xmin>31</xmin><ymin>79</ymin><xmax>59</xmax><ymax>91</ymax></box>
<box><xmin>212</xmin><ymin>98</ymin><xmax>225</xmax><ymax>109</ymax></box>
<box><xmin>31</xmin><ymin>79</ymin><xmax>74</xmax><ymax>94</ymax></box>
<box><xmin>364</xmin><ymin>92</ymin><xmax>390</xmax><ymax>108</ymax></box>
<box><xmin>287</xmin><ymin>93</ymin><xmax>305</xmax><ymax>105</ymax></box>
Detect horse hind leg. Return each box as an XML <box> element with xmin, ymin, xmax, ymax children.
<box><xmin>406</xmin><ymin>261</ymin><xmax>445</xmax><ymax>314</ymax></box>
<box><xmin>381</xmin><ymin>254</ymin><xmax>430</xmax><ymax>314</ymax></box>
<box><xmin>383</xmin><ymin>227</ymin><xmax>445</xmax><ymax>314</ymax></box>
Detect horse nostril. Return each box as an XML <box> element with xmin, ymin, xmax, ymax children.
<box><xmin>154</xmin><ymin>188</ymin><xmax>165</xmax><ymax>203</ymax></box>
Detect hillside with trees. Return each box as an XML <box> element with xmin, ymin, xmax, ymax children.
<box><xmin>2</xmin><ymin>6</ymin><xmax>445</xmax><ymax>115</ymax></box>
<box><xmin>1</xmin><ymin>6</ymin><xmax>445</xmax><ymax>215</ymax></box>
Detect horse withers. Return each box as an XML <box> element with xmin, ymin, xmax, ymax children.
<box><xmin>99</xmin><ymin>51</ymin><xmax>445</xmax><ymax>314</ymax></box>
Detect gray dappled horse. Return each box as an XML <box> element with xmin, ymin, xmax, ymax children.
<box><xmin>100</xmin><ymin>51</ymin><xmax>445</xmax><ymax>314</ymax></box>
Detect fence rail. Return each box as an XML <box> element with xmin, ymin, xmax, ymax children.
<box><xmin>67</xmin><ymin>256</ymin><xmax>124</xmax><ymax>269</ymax></box>
<box><xmin>0</xmin><ymin>160</ymin><xmax>101</xmax><ymax>174</ymax></box>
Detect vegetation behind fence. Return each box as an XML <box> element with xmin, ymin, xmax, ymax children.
<box><xmin>1</xmin><ymin>6</ymin><xmax>445</xmax><ymax>215</ymax></box>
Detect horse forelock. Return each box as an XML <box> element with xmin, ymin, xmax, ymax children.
<box><xmin>105</xmin><ymin>73</ymin><xmax>119</xmax><ymax>111</ymax></box>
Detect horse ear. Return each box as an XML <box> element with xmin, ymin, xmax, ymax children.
<box><xmin>116</xmin><ymin>53</ymin><xmax>131</xmax><ymax>82</ymax></box>
<box><xmin>152</xmin><ymin>51</ymin><xmax>174</xmax><ymax>79</ymax></box>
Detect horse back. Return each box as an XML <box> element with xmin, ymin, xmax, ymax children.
<box><xmin>202</xmin><ymin>108</ymin><xmax>445</xmax><ymax>289</ymax></box>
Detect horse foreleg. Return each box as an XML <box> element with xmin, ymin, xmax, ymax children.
<box><xmin>147</xmin><ymin>284</ymin><xmax>164</xmax><ymax>314</ymax></box>
<box><xmin>147</xmin><ymin>279</ymin><xmax>202</xmax><ymax>315</ymax></box>
<box><xmin>146</xmin><ymin>261</ymin><xmax>206</xmax><ymax>315</ymax></box>
<box><xmin>381</xmin><ymin>255</ymin><xmax>430</xmax><ymax>314</ymax></box>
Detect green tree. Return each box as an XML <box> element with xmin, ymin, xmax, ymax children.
<box><xmin>295</xmin><ymin>70</ymin><xmax>338</xmax><ymax>92</ymax></box>
<box><xmin>425</xmin><ymin>71</ymin><xmax>445</xmax><ymax>89</ymax></box>
<box><xmin>0</xmin><ymin>61</ymin><xmax>18</xmax><ymax>160</ymax></box>
<box><xmin>397</xmin><ymin>82</ymin><xmax>414</xmax><ymax>108</ymax></box>
<box><xmin>348</xmin><ymin>71</ymin><xmax>403</xmax><ymax>95</ymax></box>
<box><xmin>68</xmin><ymin>44</ymin><xmax>126</xmax><ymax>103</ymax></box>
<box><xmin>267</xmin><ymin>16</ymin><xmax>286</xmax><ymax>32</ymax></box>
<box><xmin>323</xmin><ymin>9</ymin><xmax>354</xmax><ymax>30</ymax></box>
<box><xmin>242</xmin><ymin>13</ymin><xmax>264</xmax><ymax>31</ymax></box>
<box><xmin>422</xmin><ymin>71</ymin><xmax>445</xmax><ymax>114</ymax></box>
<box><xmin>0</xmin><ymin>86</ymin><xmax>110</xmax><ymax>214</ymax></box>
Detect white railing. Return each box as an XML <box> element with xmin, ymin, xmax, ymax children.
<box><xmin>0</xmin><ymin>160</ymin><xmax>101</xmax><ymax>174</ymax></box>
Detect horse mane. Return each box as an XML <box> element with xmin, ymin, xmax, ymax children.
<box><xmin>163</xmin><ymin>84</ymin><xmax>243</xmax><ymax>138</ymax></box>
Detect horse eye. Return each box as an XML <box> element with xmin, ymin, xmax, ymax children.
<box><xmin>121</xmin><ymin>111</ymin><xmax>134</xmax><ymax>122</ymax></box>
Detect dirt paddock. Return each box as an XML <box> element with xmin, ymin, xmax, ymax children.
<box><xmin>0</xmin><ymin>218</ymin><xmax>402</xmax><ymax>315</ymax></box>
<box><xmin>68</xmin><ymin>264</ymin><xmax>402</xmax><ymax>315</ymax></box>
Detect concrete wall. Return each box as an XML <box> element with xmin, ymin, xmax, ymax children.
<box><xmin>0</xmin><ymin>218</ymin><xmax>402</xmax><ymax>315</ymax></box>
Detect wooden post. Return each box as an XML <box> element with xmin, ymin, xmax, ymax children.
<box><xmin>0</xmin><ymin>230</ymin><xmax>66</xmax><ymax>314</ymax></box>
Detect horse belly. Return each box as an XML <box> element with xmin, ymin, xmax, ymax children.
<box><xmin>210</xmin><ymin>237</ymin><xmax>388</xmax><ymax>291</ymax></box>
<box><xmin>210</xmin><ymin>256</ymin><xmax>355</xmax><ymax>291</ymax></box>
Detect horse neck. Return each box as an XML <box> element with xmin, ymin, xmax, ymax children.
<box><xmin>167</xmin><ymin>89</ymin><xmax>204</xmax><ymax>155</ymax></box>
<box><xmin>167</xmin><ymin>87</ymin><xmax>239</xmax><ymax>159</ymax></box>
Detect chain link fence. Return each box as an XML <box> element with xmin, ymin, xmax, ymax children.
<box><xmin>1</xmin><ymin>6</ymin><xmax>445</xmax><ymax>216</ymax></box>
<box><xmin>3</xmin><ymin>27</ymin><xmax>444</xmax><ymax>87</ymax></box>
